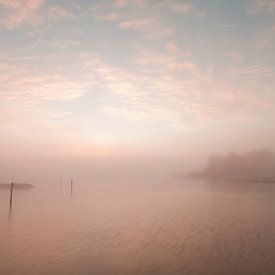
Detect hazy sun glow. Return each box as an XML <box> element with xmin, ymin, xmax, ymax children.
<box><xmin>1</xmin><ymin>0</ymin><xmax>275</xmax><ymax>180</ymax></box>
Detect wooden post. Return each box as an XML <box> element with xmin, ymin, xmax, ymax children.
<box><xmin>10</xmin><ymin>182</ymin><xmax>14</xmax><ymax>208</ymax></box>
<box><xmin>70</xmin><ymin>178</ymin><xmax>73</xmax><ymax>195</ymax></box>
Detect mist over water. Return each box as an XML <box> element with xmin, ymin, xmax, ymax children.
<box><xmin>1</xmin><ymin>179</ymin><xmax>275</xmax><ymax>275</ymax></box>
<box><xmin>1</xmin><ymin>0</ymin><xmax>275</xmax><ymax>274</ymax></box>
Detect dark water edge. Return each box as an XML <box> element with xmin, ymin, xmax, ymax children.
<box><xmin>182</xmin><ymin>174</ymin><xmax>275</xmax><ymax>184</ymax></box>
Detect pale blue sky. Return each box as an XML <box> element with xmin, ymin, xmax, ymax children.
<box><xmin>0</xmin><ymin>0</ymin><xmax>275</xmax><ymax>160</ymax></box>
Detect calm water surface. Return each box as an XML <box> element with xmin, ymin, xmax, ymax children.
<box><xmin>1</xmin><ymin>179</ymin><xmax>275</xmax><ymax>275</ymax></box>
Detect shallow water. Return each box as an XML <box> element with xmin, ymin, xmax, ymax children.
<box><xmin>1</xmin><ymin>179</ymin><xmax>275</xmax><ymax>275</ymax></box>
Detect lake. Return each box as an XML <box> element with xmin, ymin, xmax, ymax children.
<box><xmin>1</xmin><ymin>179</ymin><xmax>275</xmax><ymax>274</ymax></box>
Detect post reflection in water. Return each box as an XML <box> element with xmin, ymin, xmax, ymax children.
<box><xmin>0</xmin><ymin>179</ymin><xmax>275</xmax><ymax>275</ymax></box>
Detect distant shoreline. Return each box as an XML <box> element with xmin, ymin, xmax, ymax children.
<box><xmin>175</xmin><ymin>174</ymin><xmax>275</xmax><ymax>184</ymax></box>
<box><xmin>0</xmin><ymin>183</ymin><xmax>34</xmax><ymax>189</ymax></box>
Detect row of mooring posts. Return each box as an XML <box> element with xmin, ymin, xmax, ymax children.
<box><xmin>8</xmin><ymin>178</ymin><xmax>74</xmax><ymax>208</ymax></box>
<box><xmin>61</xmin><ymin>178</ymin><xmax>74</xmax><ymax>195</ymax></box>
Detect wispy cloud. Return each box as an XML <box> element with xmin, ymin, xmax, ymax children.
<box><xmin>0</xmin><ymin>53</ymin><xmax>95</xmax><ymax>129</ymax></box>
<box><xmin>220</xmin><ymin>24</ymin><xmax>237</xmax><ymax>28</ymax></box>
<box><xmin>118</xmin><ymin>16</ymin><xmax>174</xmax><ymax>39</ymax></box>
<box><xmin>170</xmin><ymin>2</ymin><xmax>193</xmax><ymax>13</ymax></box>
<box><xmin>254</xmin><ymin>24</ymin><xmax>275</xmax><ymax>50</ymax></box>
<box><xmin>0</xmin><ymin>0</ymin><xmax>44</xmax><ymax>28</ymax></box>
<box><xmin>226</xmin><ymin>51</ymin><xmax>244</xmax><ymax>64</ymax></box>
<box><xmin>114</xmin><ymin>0</ymin><xmax>129</xmax><ymax>8</ymax></box>
<box><xmin>1</xmin><ymin>37</ymin><xmax>275</xmax><ymax>134</ymax></box>
<box><xmin>47</xmin><ymin>5</ymin><xmax>73</xmax><ymax>20</ymax></box>
<box><xmin>0</xmin><ymin>0</ymin><xmax>73</xmax><ymax>28</ymax></box>
<box><xmin>0</xmin><ymin>0</ymin><xmax>275</xmax><ymax>144</ymax></box>
<box><xmin>89</xmin><ymin>1</ymin><xmax>174</xmax><ymax>39</ymax></box>
<box><xmin>247</xmin><ymin>0</ymin><xmax>275</xmax><ymax>13</ymax></box>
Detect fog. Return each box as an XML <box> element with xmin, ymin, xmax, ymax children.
<box><xmin>201</xmin><ymin>148</ymin><xmax>275</xmax><ymax>179</ymax></box>
<box><xmin>0</xmin><ymin>150</ymin><xmax>192</xmax><ymax>184</ymax></box>
<box><xmin>2</xmin><ymin>1</ymin><xmax>275</xmax><ymax>274</ymax></box>
<box><xmin>1</xmin><ymin>140</ymin><xmax>275</xmax><ymax>185</ymax></box>
<box><xmin>1</xmin><ymin>116</ymin><xmax>275</xmax><ymax>185</ymax></box>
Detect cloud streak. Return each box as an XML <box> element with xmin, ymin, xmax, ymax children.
<box><xmin>0</xmin><ymin>0</ymin><xmax>73</xmax><ymax>28</ymax></box>
<box><xmin>249</xmin><ymin>0</ymin><xmax>275</xmax><ymax>13</ymax></box>
<box><xmin>0</xmin><ymin>0</ymin><xmax>274</xmax><ymax>152</ymax></box>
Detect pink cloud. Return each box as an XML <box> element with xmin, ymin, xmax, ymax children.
<box><xmin>114</xmin><ymin>0</ymin><xmax>145</xmax><ymax>8</ymax></box>
<box><xmin>0</xmin><ymin>0</ymin><xmax>44</xmax><ymax>28</ymax></box>
<box><xmin>98</xmin><ymin>12</ymin><xmax>121</xmax><ymax>22</ymax></box>
<box><xmin>119</xmin><ymin>17</ymin><xmax>155</xmax><ymax>30</ymax></box>
<box><xmin>118</xmin><ymin>16</ymin><xmax>174</xmax><ymax>38</ymax></box>
<box><xmin>170</xmin><ymin>3</ymin><xmax>193</xmax><ymax>13</ymax></box>
<box><xmin>248</xmin><ymin>0</ymin><xmax>275</xmax><ymax>13</ymax></box>
<box><xmin>226</xmin><ymin>51</ymin><xmax>244</xmax><ymax>64</ymax></box>
<box><xmin>90</xmin><ymin>2</ymin><xmax>174</xmax><ymax>39</ymax></box>
<box><xmin>165</xmin><ymin>42</ymin><xmax>179</xmax><ymax>53</ymax></box>
<box><xmin>0</xmin><ymin>0</ymin><xmax>72</xmax><ymax>28</ymax></box>
<box><xmin>114</xmin><ymin>0</ymin><xmax>128</xmax><ymax>7</ymax></box>
<box><xmin>254</xmin><ymin>24</ymin><xmax>275</xmax><ymax>50</ymax></box>
<box><xmin>1</xmin><ymin>42</ymin><xmax>274</xmax><ymax>134</ymax></box>
<box><xmin>48</xmin><ymin>6</ymin><xmax>73</xmax><ymax>18</ymax></box>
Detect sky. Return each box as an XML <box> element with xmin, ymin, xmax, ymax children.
<box><xmin>0</xmin><ymin>0</ymin><xmax>275</xmax><ymax>180</ymax></box>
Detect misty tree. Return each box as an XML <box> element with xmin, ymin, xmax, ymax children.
<box><xmin>203</xmin><ymin>149</ymin><xmax>275</xmax><ymax>178</ymax></box>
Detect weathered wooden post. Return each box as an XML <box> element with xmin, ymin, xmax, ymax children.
<box><xmin>10</xmin><ymin>182</ymin><xmax>14</xmax><ymax>208</ymax></box>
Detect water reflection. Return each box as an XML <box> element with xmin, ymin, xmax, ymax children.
<box><xmin>6</xmin><ymin>207</ymin><xmax>13</xmax><ymax>228</ymax></box>
<box><xmin>204</xmin><ymin>178</ymin><xmax>275</xmax><ymax>194</ymax></box>
<box><xmin>1</xmin><ymin>180</ymin><xmax>275</xmax><ymax>275</ymax></box>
